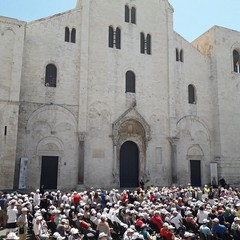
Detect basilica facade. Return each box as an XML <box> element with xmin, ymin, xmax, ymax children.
<box><xmin>1</xmin><ymin>0</ymin><xmax>240</xmax><ymax>190</ymax></box>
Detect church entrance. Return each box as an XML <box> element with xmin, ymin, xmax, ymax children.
<box><xmin>120</xmin><ymin>141</ymin><xmax>139</xmax><ymax>188</ymax></box>
<box><xmin>190</xmin><ymin>160</ymin><xmax>201</xmax><ymax>186</ymax></box>
<box><xmin>40</xmin><ymin>156</ymin><xmax>58</xmax><ymax>189</ymax></box>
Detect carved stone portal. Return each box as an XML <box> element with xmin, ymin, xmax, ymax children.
<box><xmin>112</xmin><ymin>106</ymin><xmax>151</xmax><ymax>186</ymax></box>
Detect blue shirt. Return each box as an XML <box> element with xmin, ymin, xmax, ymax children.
<box><xmin>212</xmin><ymin>224</ymin><xmax>227</xmax><ymax>239</ymax></box>
<box><xmin>200</xmin><ymin>224</ymin><xmax>211</xmax><ymax>237</ymax></box>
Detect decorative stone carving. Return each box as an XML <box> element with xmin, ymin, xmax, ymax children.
<box><xmin>112</xmin><ymin>106</ymin><xmax>151</xmax><ymax>187</ymax></box>
<box><xmin>112</xmin><ymin>106</ymin><xmax>151</xmax><ymax>144</ymax></box>
<box><xmin>79</xmin><ymin>132</ymin><xmax>86</xmax><ymax>142</ymax></box>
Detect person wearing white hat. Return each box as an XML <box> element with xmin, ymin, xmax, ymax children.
<box><xmin>98</xmin><ymin>232</ymin><xmax>108</xmax><ymax>240</ymax></box>
<box><xmin>52</xmin><ymin>232</ymin><xmax>65</xmax><ymax>240</ymax></box>
<box><xmin>33</xmin><ymin>215</ymin><xmax>44</xmax><ymax>240</ymax></box>
<box><xmin>150</xmin><ymin>210</ymin><xmax>163</xmax><ymax>232</ymax></box>
<box><xmin>68</xmin><ymin>228</ymin><xmax>82</xmax><ymax>240</ymax></box>
<box><xmin>132</xmin><ymin>232</ymin><xmax>144</xmax><ymax>240</ymax></box>
<box><xmin>6</xmin><ymin>200</ymin><xmax>18</xmax><ymax>236</ymax></box>
<box><xmin>123</xmin><ymin>228</ymin><xmax>134</xmax><ymax>240</ymax></box>
<box><xmin>199</xmin><ymin>219</ymin><xmax>212</xmax><ymax>239</ymax></box>
<box><xmin>211</xmin><ymin>217</ymin><xmax>228</xmax><ymax>239</ymax></box>
<box><xmin>96</xmin><ymin>215</ymin><xmax>111</xmax><ymax>239</ymax></box>
<box><xmin>17</xmin><ymin>207</ymin><xmax>29</xmax><ymax>240</ymax></box>
<box><xmin>33</xmin><ymin>189</ymin><xmax>41</xmax><ymax>207</ymax></box>
<box><xmin>183</xmin><ymin>231</ymin><xmax>194</xmax><ymax>239</ymax></box>
<box><xmin>231</xmin><ymin>216</ymin><xmax>240</xmax><ymax>237</ymax></box>
<box><xmin>140</xmin><ymin>224</ymin><xmax>152</xmax><ymax>240</ymax></box>
<box><xmin>236</xmin><ymin>203</ymin><xmax>240</xmax><ymax>218</ymax></box>
<box><xmin>6</xmin><ymin>232</ymin><xmax>19</xmax><ymax>240</ymax></box>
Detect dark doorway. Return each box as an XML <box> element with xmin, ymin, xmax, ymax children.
<box><xmin>190</xmin><ymin>160</ymin><xmax>201</xmax><ymax>186</ymax></box>
<box><xmin>120</xmin><ymin>141</ymin><xmax>139</xmax><ymax>188</ymax></box>
<box><xmin>40</xmin><ymin>156</ymin><xmax>58</xmax><ymax>189</ymax></box>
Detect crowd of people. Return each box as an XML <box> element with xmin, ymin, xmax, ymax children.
<box><xmin>0</xmin><ymin>182</ymin><xmax>240</xmax><ymax>240</ymax></box>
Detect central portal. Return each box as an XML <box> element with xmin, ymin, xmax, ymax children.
<box><xmin>40</xmin><ymin>156</ymin><xmax>58</xmax><ymax>189</ymax></box>
<box><xmin>120</xmin><ymin>141</ymin><xmax>139</xmax><ymax>188</ymax></box>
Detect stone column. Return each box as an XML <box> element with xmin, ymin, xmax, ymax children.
<box><xmin>78</xmin><ymin>132</ymin><xmax>86</xmax><ymax>184</ymax></box>
<box><xmin>168</xmin><ymin>137</ymin><xmax>179</xmax><ymax>184</ymax></box>
<box><xmin>112</xmin><ymin>139</ymin><xmax>119</xmax><ymax>186</ymax></box>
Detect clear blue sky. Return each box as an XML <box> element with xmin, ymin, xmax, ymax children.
<box><xmin>0</xmin><ymin>0</ymin><xmax>239</xmax><ymax>42</ymax></box>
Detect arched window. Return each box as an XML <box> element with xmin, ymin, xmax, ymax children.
<box><xmin>71</xmin><ymin>28</ymin><xmax>76</xmax><ymax>43</ymax></box>
<box><xmin>176</xmin><ymin>48</ymin><xmax>179</xmax><ymax>61</ymax></box>
<box><xmin>233</xmin><ymin>49</ymin><xmax>240</xmax><ymax>73</ymax></box>
<box><xmin>146</xmin><ymin>34</ymin><xmax>151</xmax><ymax>55</ymax></box>
<box><xmin>108</xmin><ymin>26</ymin><xmax>114</xmax><ymax>48</ymax></box>
<box><xmin>140</xmin><ymin>32</ymin><xmax>145</xmax><ymax>54</ymax></box>
<box><xmin>45</xmin><ymin>64</ymin><xmax>57</xmax><ymax>87</ymax></box>
<box><xmin>180</xmin><ymin>49</ymin><xmax>184</xmax><ymax>62</ymax></box>
<box><xmin>116</xmin><ymin>27</ymin><xmax>121</xmax><ymax>49</ymax></box>
<box><xmin>188</xmin><ymin>84</ymin><xmax>196</xmax><ymax>104</ymax></box>
<box><xmin>65</xmin><ymin>27</ymin><xmax>70</xmax><ymax>42</ymax></box>
<box><xmin>131</xmin><ymin>7</ymin><xmax>136</xmax><ymax>24</ymax></box>
<box><xmin>125</xmin><ymin>5</ymin><xmax>130</xmax><ymax>22</ymax></box>
<box><xmin>126</xmin><ymin>71</ymin><xmax>135</xmax><ymax>93</ymax></box>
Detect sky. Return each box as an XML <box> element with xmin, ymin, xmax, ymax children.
<box><xmin>0</xmin><ymin>0</ymin><xmax>239</xmax><ymax>42</ymax></box>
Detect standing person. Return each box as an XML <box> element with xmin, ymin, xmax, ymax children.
<box><xmin>17</xmin><ymin>207</ymin><xmax>29</xmax><ymax>240</ymax></box>
<box><xmin>33</xmin><ymin>189</ymin><xmax>41</xmax><ymax>207</ymax></box>
<box><xmin>139</xmin><ymin>179</ymin><xmax>145</xmax><ymax>190</ymax></box>
<box><xmin>6</xmin><ymin>200</ymin><xmax>18</xmax><ymax>235</ymax></box>
<box><xmin>72</xmin><ymin>192</ymin><xmax>81</xmax><ymax>208</ymax></box>
<box><xmin>40</xmin><ymin>185</ymin><xmax>45</xmax><ymax>196</ymax></box>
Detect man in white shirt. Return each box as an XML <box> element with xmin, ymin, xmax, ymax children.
<box><xmin>6</xmin><ymin>200</ymin><xmax>18</xmax><ymax>235</ymax></box>
<box><xmin>33</xmin><ymin>190</ymin><xmax>41</xmax><ymax>207</ymax></box>
<box><xmin>197</xmin><ymin>206</ymin><xmax>209</xmax><ymax>225</ymax></box>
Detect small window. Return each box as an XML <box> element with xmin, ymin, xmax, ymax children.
<box><xmin>180</xmin><ymin>49</ymin><xmax>184</xmax><ymax>62</ymax></box>
<box><xmin>131</xmin><ymin>7</ymin><xmax>136</xmax><ymax>24</ymax></box>
<box><xmin>146</xmin><ymin>34</ymin><xmax>151</xmax><ymax>55</ymax></box>
<box><xmin>45</xmin><ymin>64</ymin><xmax>57</xmax><ymax>87</ymax></box>
<box><xmin>116</xmin><ymin>27</ymin><xmax>121</xmax><ymax>49</ymax></box>
<box><xmin>71</xmin><ymin>28</ymin><xmax>76</xmax><ymax>43</ymax></box>
<box><xmin>108</xmin><ymin>26</ymin><xmax>114</xmax><ymax>48</ymax></box>
<box><xmin>4</xmin><ymin>126</ymin><xmax>7</xmax><ymax>136</ymax></box>
<box><xmin>188</xmin><ymin>84</ymin><xmax>196</xmax><ymax>104</ymax></box>
<box><xmin>126</xmin><ymin>71</ymin><xmax>135</xmax><ymax>93</ymax></box>
<box><xmin>125</xmin><ymin>5</ymin><xmax>130</xmax><ymax>22</ymax></box>
<box><xmin>233</xmin><ymin>50</ymin><xmax>240</xmax><ymax>73</ymax></box>
<box><xmin>176</xmin><ymin>48</ymin><xmax>179</xmax><ymax>61</ymax></box>
<box><xmin>140</xmin><ymin>32</ymin><xmax>145</xmax><ymax>54</ymax></box>
<box><xmin>65</xmin><ymin>27</ymin><xmax>70</xmax><ymax>42</ymax></box>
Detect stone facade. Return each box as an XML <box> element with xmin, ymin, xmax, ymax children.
<box><xmin>0</xmin><ymin>0</ymin><xmax>239</xmax><ymax>190</ymax></box>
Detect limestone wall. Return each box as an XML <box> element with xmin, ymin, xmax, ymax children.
<box><xmin>0</xmin><ymin>17</ymin><xmax>25</xmax><ymax>189</ymax></box>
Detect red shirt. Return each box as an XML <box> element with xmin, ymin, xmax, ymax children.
<box><xmin>121</xmin><ymin>193</ymin><xmax>128</xmax><ymax>203</ymax></box>
<box><xmin>160</xmin><ymin>228</ymin><xmax>173</xmax><ymax>240</ymax></box>
<box><xmin>73</xmin><ymin>194</ymin><xmax>81</xmax><ymax>204</ymax></box>
<box><xmin>79</xmin><ymin>221</ymin><xmax>90</xmax><ymax>229</ymax></box>
<box><xmin>150</xmin><ymin>193</ymin><xmax>155</xmax><ymax>202</ymax></box>
<box><xmin>136</xmin><ymin>218</ymin><xmax>144</xmax><ymax>228</ymax></box>
<box><xmin>151</xmin><ymin>215</ymin><xmax>163</xmax><ymax>230</ymax></box>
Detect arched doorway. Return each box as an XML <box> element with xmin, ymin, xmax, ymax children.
<box><xmin>120</xmin><ymin>141</ymin><xmax>139</xmax><ymax>188</ymax></box>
